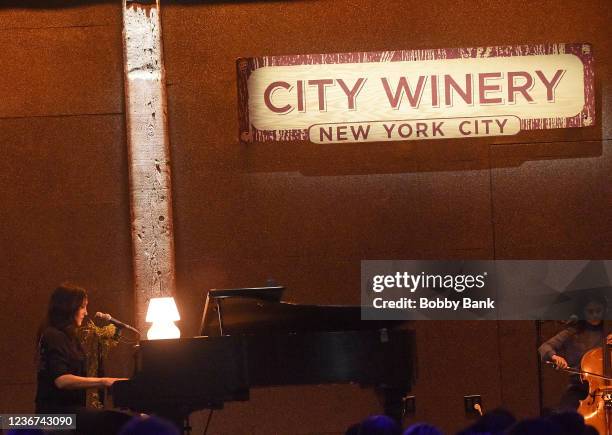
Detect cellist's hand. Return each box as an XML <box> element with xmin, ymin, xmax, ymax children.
<box><xmin>607</xmin><ymin>333</ymin><xmax>612</xmax><ymax>345</ymax></box>
<box><xmin>551</xmin><ymin>355</ymin><xmax>569</xmax><ymax>370</ymax></box>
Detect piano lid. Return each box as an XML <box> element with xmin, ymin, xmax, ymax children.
<box><xmin>199</xmin><ymin>286</ymin><xmax>407</xmax><ymax>337</ymax></box>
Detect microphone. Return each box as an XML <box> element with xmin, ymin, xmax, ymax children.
<box><xmin>95</xmin><ymin>312</ymin><xmax>140</xmax><ymax>334</ymax></box>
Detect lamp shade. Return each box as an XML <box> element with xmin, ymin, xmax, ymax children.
<box><xmin>145</xmin><ymin>297</ymin><xmax>180</xmax><ymax>322</ymax></box>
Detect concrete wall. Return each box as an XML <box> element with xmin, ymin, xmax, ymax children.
<box><xmin>1</xmin><ymin>0</ymin><xmax>610</xmax><ymax>433</ymax></box>
<box><xmin>0</xmin><ymin>0</ymin><xmax>133</xmax><ymax>413</ymax></box>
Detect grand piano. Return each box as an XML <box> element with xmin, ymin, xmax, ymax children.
<box><xmin>112</xmin><ymin>287</ymin><xmax>416</xmax><ymax>429</ymax></box>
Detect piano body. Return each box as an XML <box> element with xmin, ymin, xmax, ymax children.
<box><xmin>112</xmin><ymin>287</ymin><xmax>416</xmax><ymax>428</ymax></box>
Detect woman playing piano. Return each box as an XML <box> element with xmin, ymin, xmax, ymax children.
<box><xmin>35</xmin><ymin>283</ymin><xmax>130</xmax><ymax>433</ymax></box>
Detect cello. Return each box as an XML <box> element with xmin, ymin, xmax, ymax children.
<box><xmin>544</xmin><ymin>316</ymin><xmax>612</xmax><ymax>433</ymax></box>
<box><xmin>576</xmin><ymin>319</ymin><xmax>612</xmax><ymax>434</ymax></box>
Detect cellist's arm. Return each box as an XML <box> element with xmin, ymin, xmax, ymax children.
<box><xmin>550</xmin><ymin>355</ymin><xmax>569</xmax><ymax>369</ymax></box>
<box><xmin>538</xmin><ymin>328</ymin><xmax>574</xmax><ymax>362</ymax></box>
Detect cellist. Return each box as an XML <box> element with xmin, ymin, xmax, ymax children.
<box><xmin>539</xmin><ymin>294</ymin><xmax>612</xmax><ymax>410</ymax></box>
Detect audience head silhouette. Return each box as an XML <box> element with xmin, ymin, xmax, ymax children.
<box><xmin>118</xmin><ymin>415</ymin><xmax>180</xmax><ymax>435</ymax></box>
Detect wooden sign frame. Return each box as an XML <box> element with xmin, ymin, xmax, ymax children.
<box><xmin>237</xmin><ymin>43</ymin><xmax>594</xmax><ymax>143</ymax></box>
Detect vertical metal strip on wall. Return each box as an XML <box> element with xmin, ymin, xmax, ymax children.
<box><xmin>122</xmin><ymin>0</ymin><xmax>177</xmax><ymax>332</ymax></box>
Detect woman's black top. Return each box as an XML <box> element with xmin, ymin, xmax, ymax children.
<box><xmin>35</xmin><ymin>326</ymin><xmax>87</xmax><ymax>413</ymax></box>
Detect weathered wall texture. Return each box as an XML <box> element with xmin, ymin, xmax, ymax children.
<box><xmin>160</xmin><ymin>0</ymin><xmax>611</xmax><ymax>433</ymax></box>
<box><xmin>0</xmin><ymin>0</ymin><xmax>611</xmax><ymax>434</ymax></box>
<box><xmin>122</xmin><ymin>1</ymin><xmax>177</xmax><ymax>333</ymax></box>
<box><xmin>0</xmin><ymin>1</ymin><xmax>133</xmax><ymax>412</ymax></box>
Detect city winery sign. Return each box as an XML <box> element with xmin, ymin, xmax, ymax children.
<box><xmin>236</xmin><ymin>43</ymin><xmax>594</xmax><ymax>143</ymax></box>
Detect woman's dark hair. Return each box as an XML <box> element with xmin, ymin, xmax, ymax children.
<box><xmin>37</xmin><ymin>283</ymin><xmax>87</xmax><ymax>343</ymax></box>
<box><xmin>581</xmin><ymin>293</ymin><xmax>608</xmax><ymax>312</ymax></box>
<box><xmin>573</xmin><ymin>293</ymin><xmax>608</xmax><ymax>332</ymax></box>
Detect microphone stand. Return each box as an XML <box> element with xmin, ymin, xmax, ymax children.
<box><xmin>535</xmin><ymin>319</ymin><xmax>544</xmax><ymax>416</ymax></box>
<box><xmin>99</xmin><ymin>326</ymin><xmax>125</xmax><ymax>406</ymax></box>
<box><xmin>535</xmin><ymin>319</ymin><xmax>569</xmax><ymax>416</ymax></box>
<box><xmin>97</xmin><ymin>334</ymin><xmax>105</xmax><ymax>406</ymax></box>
